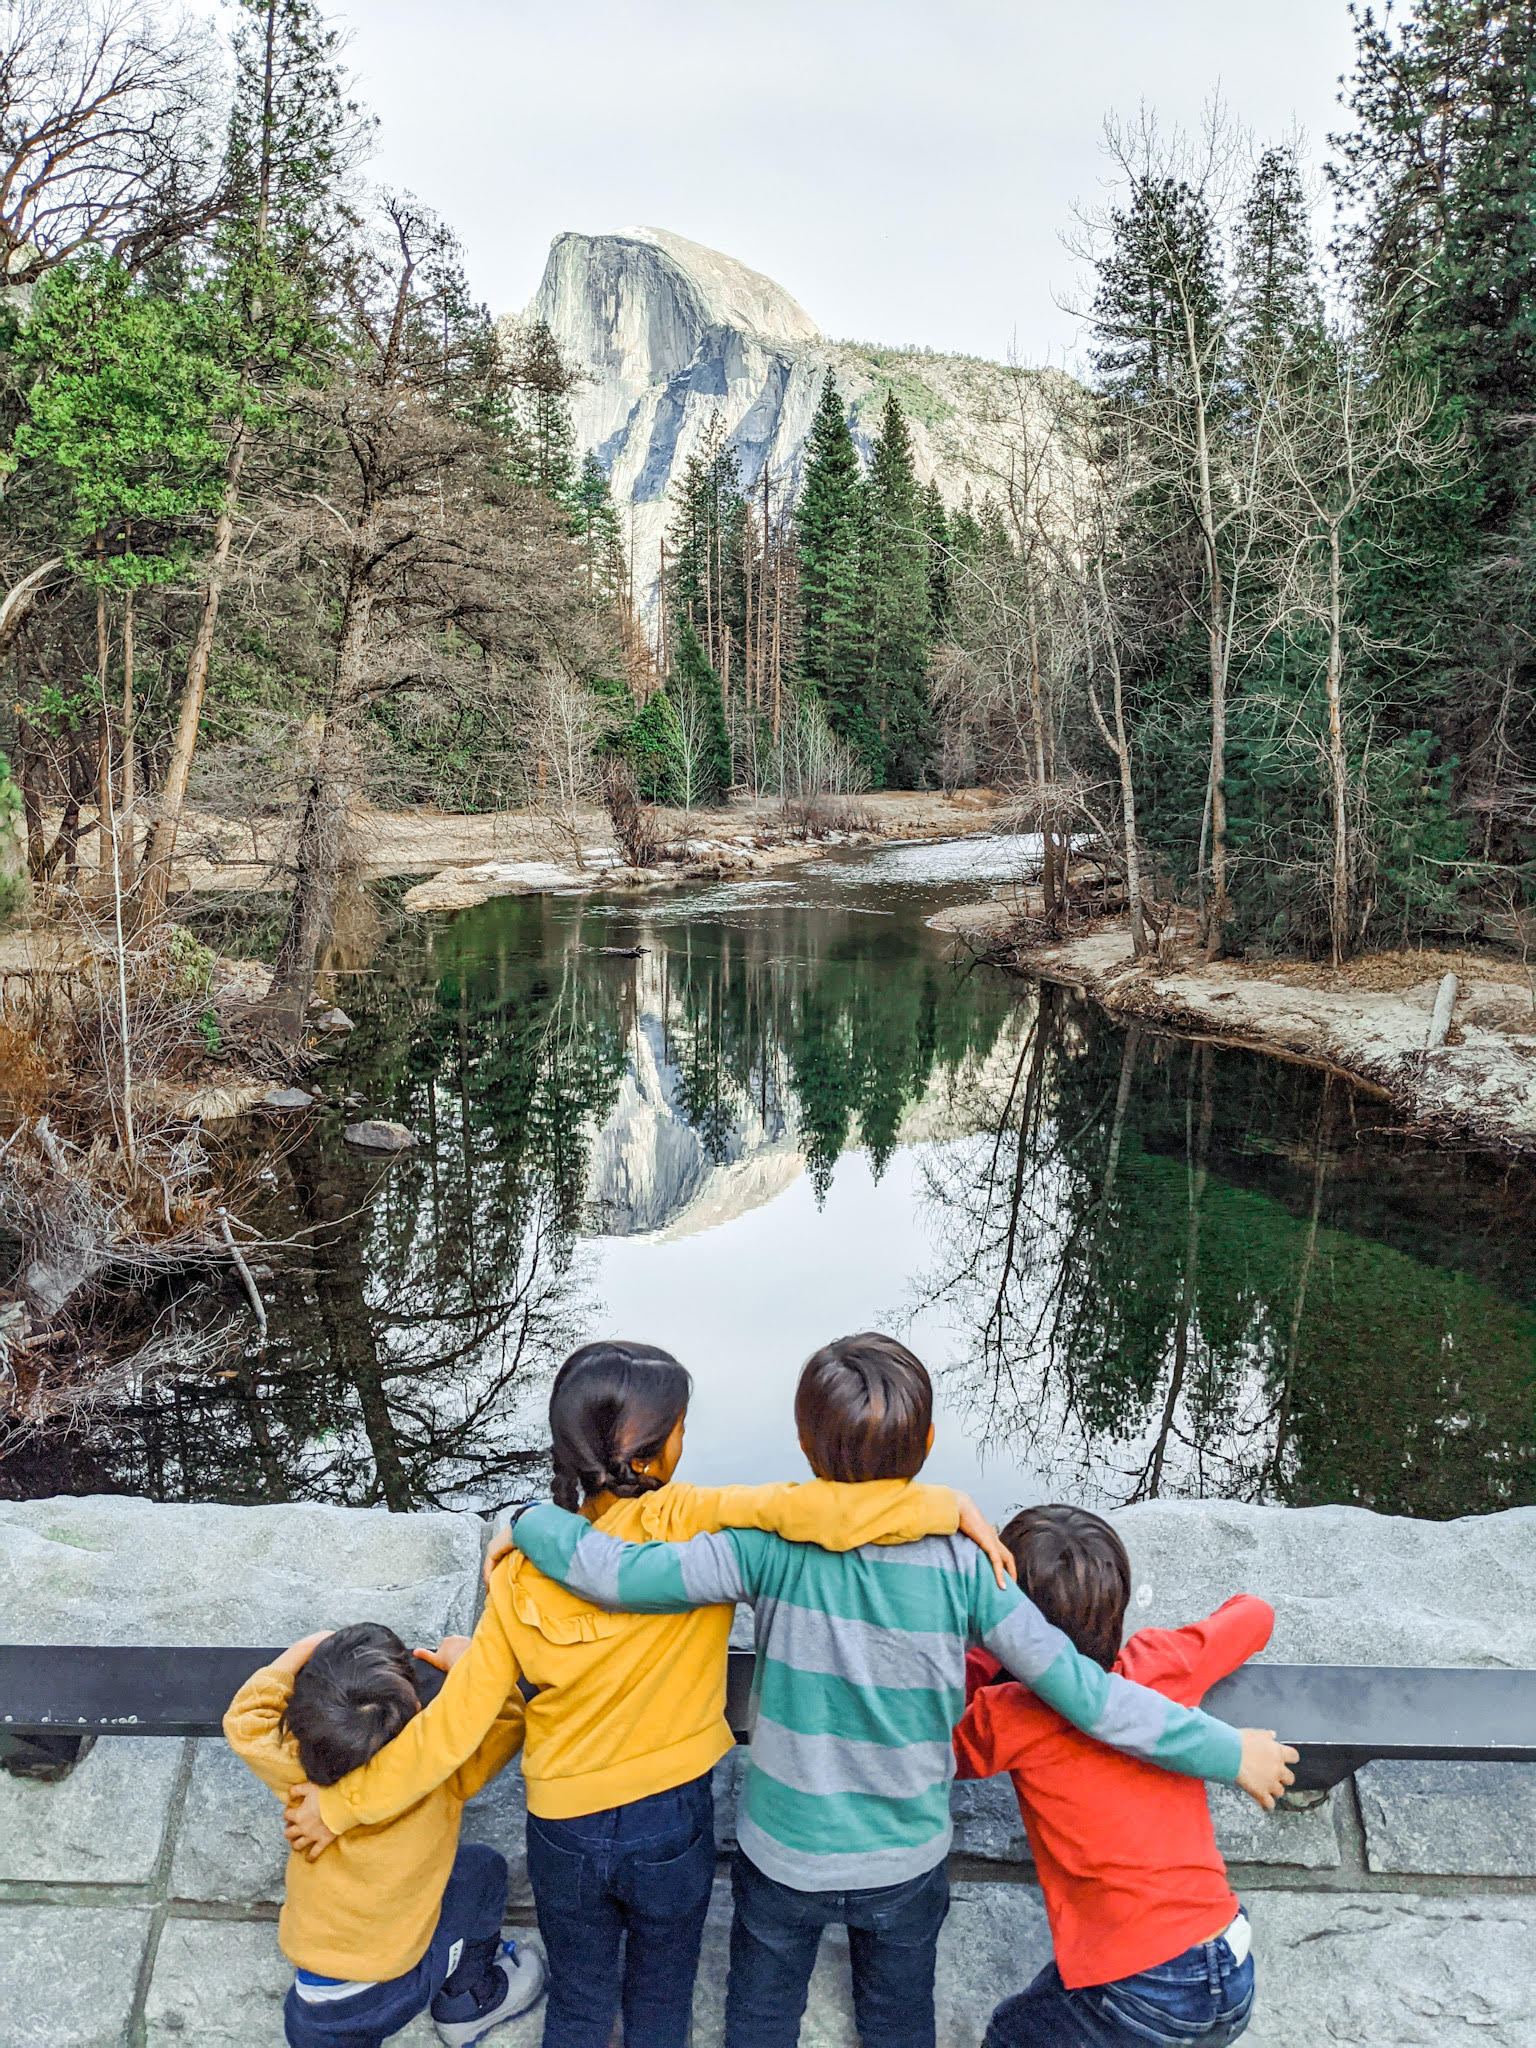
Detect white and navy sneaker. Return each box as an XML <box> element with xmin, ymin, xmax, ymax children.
<box><xmin>431</xmin><ymin>1937</ymin><xmax>547</xmax><ymax>2046</ymax></box>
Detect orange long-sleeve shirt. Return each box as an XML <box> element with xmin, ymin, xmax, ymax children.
<box><xmin>954</xmin><ymin>1594</ymin><xmax>1274</xmax><ymax>1988</ymax></box>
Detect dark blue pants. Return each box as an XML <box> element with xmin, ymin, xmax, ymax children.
<box><xmin>722</xmin><ymin>1849</ymin><xmax>951</xmax><ymax>2048</ymax></box>
<box><xmin>283</xmin><ymin>1840</ymin><xmax>508</xmax><ymax>2048</ymax></box>
<box><xmin>982</xmin><ymin>1922</ymin><xmax>1255</xmax><ymax>2048</ymax></box>
<box><xmin>525</xmin><ymin>1768</ymin><xmax>716</xmax><ymax>2048</ymax></box>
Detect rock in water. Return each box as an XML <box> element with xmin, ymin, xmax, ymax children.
<box><xmin>518</xmin><ymin>225</ymin><xmax>1074</xmax><ymax>606</ymax></box>
<box><xmin>259</xmin><ymin>1088</ymin><xmax>315</xmax><ymax>1112</ymax></box>
<box><xmin>343</xmin><ymin>1119</ymin><xmax>417</xmax><ymax>1152</ymax></box>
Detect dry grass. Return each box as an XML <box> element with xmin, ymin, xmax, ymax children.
<box><xmin>0</xmin><ymin>912</ymin><xmax>298</xmax><ymax>1440</ymax></box>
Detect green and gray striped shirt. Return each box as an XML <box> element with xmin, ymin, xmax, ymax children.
<box><xmin>511</xmin><ymin>1506</ymin><xmax>1243</xmax><ymax>1892</ymax></box>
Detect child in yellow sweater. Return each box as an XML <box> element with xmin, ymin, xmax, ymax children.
<box><xmin>226</xmin><ymin>1625</ymin><xmax>543</xmax><ymax>2047</ymax></box>
<box><xmin>283</xmin><ymin>1341</ymin><xmax>997</xmax><ymax>2048</ymax></box>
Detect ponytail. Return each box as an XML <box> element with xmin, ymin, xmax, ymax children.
<box><xmin>549</xmin><ymin>1341</ymin><xmax>691</xmax><ymax>1510</ymax></box>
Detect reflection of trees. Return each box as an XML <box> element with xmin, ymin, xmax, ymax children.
<box><xmin>7</xmin><ymin>887</ymin><xmax>1023</xmax><ymax>1505</ymax></box>
<box><xmin>656</xmin><ymin>909</ymin><xmax>1018</xmax><ymax>1198</ymax></box>
<box><xmin>920</xmin><ymin>992</ymin><xmax>1536</xmax><ymax>1519</ymax></box>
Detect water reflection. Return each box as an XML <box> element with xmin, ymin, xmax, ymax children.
<box><xmin>4</xmin><ymin>845</ymin><xmax>1533</xmax><ymax>1519</ymax></box>
<box><xmin>920</xmin><ymin>983</ymin><xmax>1536</xmax><ymax>1518</ymax></box>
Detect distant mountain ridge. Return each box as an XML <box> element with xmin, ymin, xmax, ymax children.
<box><xmin>512</xmin><ymin>226</ymin><xmax>1068</xmax><ymax>604</ymax></box>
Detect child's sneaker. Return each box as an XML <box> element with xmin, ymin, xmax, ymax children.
<box><xmin>431</xmin><ymin>1938</ymin><xmax>546</xmax><ymax>2045</ymax></box>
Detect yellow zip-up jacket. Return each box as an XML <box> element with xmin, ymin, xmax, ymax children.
<box><xmin>318</xmin><ymin>1478</ymin><xmax>959</xmax><ymax>1833</ymax></box>
<box><xmin>224</xmin><ymin>1664</ymin><xmax>524</xmax><ymax>1980</ymax></box>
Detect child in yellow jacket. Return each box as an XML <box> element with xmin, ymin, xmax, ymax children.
<box><xmin>283</xmin><ymin>1340</ymin><xmax>996</xmax><ymax>2048</ymax></box>
<box><xmin>226</xmin><ymin>1624</ymin><xmax>543</xmax><ymax>2047</ymax></box>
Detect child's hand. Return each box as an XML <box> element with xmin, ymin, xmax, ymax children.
<box><xmin>482</xmin><ymin>1528</ymin><xmax>513</xmax><ymax>1593</ymax></box>
<box><xmin>271</xmin><ymin>1631</ymin><xmax>333</xmax><ymax>1677</ymax></box>
<box><xmin>284</xmin><ymin>1783</ymin><xmax>338</xmax><ymax>1861</ymax></box>
<box><xmin>414</xmin><ymin>1635</ymin><xmax>472</xmax><ymax>1673</ymax></box>
<box><xmin>1235</xmin><ymin>1729</ymin><xmax>1299</xmax><ymax>1810</ymax></box>
<box><xmin>954</xmin><ymin>1494</ymin><xmax>1017</xmax><ymax>1590</ymax></box>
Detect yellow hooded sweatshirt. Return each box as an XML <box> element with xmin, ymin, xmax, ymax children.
<box><xmin>318</xmin><ymin>1478</ymin><xmax>959</xmax><ymax>1833</ymax></box>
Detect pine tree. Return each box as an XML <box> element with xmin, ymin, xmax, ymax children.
<box><xmin>864</xmin><ymin>391</ymin><xmax>934</xmax><ymax>786</ymax></box>
<box><xmin>569</xmin><ymin>451</ymin><xmax>623</xmax><ymax>601</ymax></box>
<box><xmin>510</xmin><ymin>318</ymin><xmax>577</xmax><ymax>500</ymax></box>
<box><xmin>665</xmin><ymin>414</ymin><xmax>745</xmax><ymax>680</ymax></box>
<box><xmin>1091</xmin><ymin>176</ymin><xmax>1225</xmax><ymax>409</ymax></box>
<box><xmin>795</xmin><ymin>375</ymin><xmax>867</xmax><ymax>757</ymax></box>
<box><xmin>1233</xmin><ymin>145</ymin><xmax>1324</xmax><ymax>354</ymax></box>
<box><xmin>1333</xmin><ymin>0</ymin><xmax>1536</xmax><ymax>861</ymax></box>
<box><xmin>920</xmin><ymin>479</ymin><xmax>951</xmax><ymax>633</ymax></box>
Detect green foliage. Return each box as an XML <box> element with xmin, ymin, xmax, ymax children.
<box><xmin>165</xmin><ymin>927</ymin><xmax>216</xmax><ymax>998</ymax></box>
<box><xmin>668</xmin><ymin>622</ymin><xmax>732</xmax><ymax>806</ymax></box>
<box><xmin>508</xmin><ymin>319</ymin><xmax>578</xmax><ymax>499</ymax></box>
<box><xmin>796</xmin><ymin>375</ymin><xmax>868</xmax><ymax>744</ymax></box>
<box><xmin>620</xmin><ymin>689</ymin><xmax>686</xmax><ymax>804</ymax></box>
<box><xmin>569</xmin><ymin>452</ymin><xmax>623</xmax><ymax>600</ymax></box>
<box><xmin>863</xmin><ymin>390</ymin><xmax>934</xmax><ymax>786</ymax></box>
<box><xmin>12</xmin><ymin>254</ymin><xmax>237</xmax><ymax>583</ymax></box>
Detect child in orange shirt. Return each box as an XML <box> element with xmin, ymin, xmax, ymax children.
<box><xmin>954</xmin><ymin>1504</ymin><xmax>1279</xmax><ymax>2048</ymax></box>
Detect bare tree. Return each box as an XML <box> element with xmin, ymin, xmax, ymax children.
<box><xmin>1261</xmin><ymin>329</ymin><xmax>1450</xmax><ymax>962</ymax></box>
<box><xmin>1082</xmin><ymin>106</ymin><xmax>1285</xmax><ymax>957</ymax></box>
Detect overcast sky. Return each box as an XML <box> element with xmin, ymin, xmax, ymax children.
<box><xmin>335</xmin><ymin>0</ymin><xmax>1359</xmax><ymax>364</ymax></box>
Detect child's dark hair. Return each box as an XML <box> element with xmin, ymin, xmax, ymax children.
<box><xmin>1000</xmin><ymin>1504</ymin><xmax>1131</xmax><ymax>1671</ymax></box>
<box><xmin>794</xmin><ymin>1332</ymin><xmax>932</xmax><ymax>1484</ymax></box>
<box><xmin>549</xmin><ymin>1340</ymin><xmax>692</xmax><ymax>1511</ymax></box>
<box><xmin>281</xmin><ymin>1624</ymin><xmax>422</xmax><ymax>1785</ymax></box>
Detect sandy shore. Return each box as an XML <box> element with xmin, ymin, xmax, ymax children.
<box><xmin>933</xmin><ymin>903</ymin><xmax>1536</xmax><ymax>1152</ymax></box>
<box><xmin>76</xmin><ymin>788</ymin><xmax>1006</xmax><ymax>913</ymax></box>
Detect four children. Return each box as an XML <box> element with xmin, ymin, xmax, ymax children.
<box><xmin>230</xmin><ymin>1332</ymin><xmax>1296</xmax><ymax>2048</ymax></box>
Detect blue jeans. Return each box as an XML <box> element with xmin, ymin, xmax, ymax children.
<box><xmin>723</xmin><ymin>1849</ymin><xmax>951</xmax><ymax>2048</ymax></box>
<box><xmin>283</xmin><ymin>1841</ymin><xmax>508</xmax><ymax>2048</ymax></box>
<box><xmin>525</xmin><ymin>1768</ymin><xmax>716</xmax><ymax>2048</ymax></box>
<box><xmin>983</xmin><ymin>1918</ymin><xmax>1255</xmax><ymax>2048</ymax></box>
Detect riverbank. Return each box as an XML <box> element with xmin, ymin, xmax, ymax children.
<box><xmin>35</xmin><ymin>787</ymin><xmax>1002</xmax><ymax>919</ymax></box>
<box><xmin>3</xmin><ymin>1492</ymin><xmax>1533</xmax><ymax>2047</ymax></box>
<box><xmin>935</xmin><ymin>903</ymin><xmax>1536</xmax><ymax>1151</ymax></box>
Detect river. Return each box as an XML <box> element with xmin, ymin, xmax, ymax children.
<box><xmin>11</xmin><ymin>834</ymin><xmax>1535</xmax><ymax>1519</ymax></box>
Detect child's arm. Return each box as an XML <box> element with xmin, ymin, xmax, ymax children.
<box><xmin>1170</xmin><ymin>1595</ymin><xmax>1276</xmax><ymax>1703</ymax></box>
<box><xmin>968</xmin><ymin>1558</ymin><xmax>1254</xmax><ymax>1786</ymax></box>
<box><xmin>648</xmin><ymin>1477</ymin><xmax>960</xmax><ymax>1549</ymax></box>
<box><xmin>311</xmin><ymin>1601</ymin><xmax>526</xmax><ymax>1840</ymax></box>
<box><xmin>511</xmin><ymin>1502</ymin><xmax>757</xmax><ymax>1612</ymax></box>
<box><xmin>417</xmin><ymin>1633</ymin><xmax>529</xmax><ymax>1802</ymax></box>
<box><xmin>222</xmin><ymin>1632</ymin><xmax>333</xmax><ymax>1798</ymax></box>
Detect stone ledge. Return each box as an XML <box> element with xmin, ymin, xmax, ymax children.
<box><xmin>140</xmin><ymin>1917</ymin><xmax>545</xmax><ymax>2048</ymax></box>
<box><xmin>0</xmin><ymin>1738</ymin><xmax>185</xmax><ymax>1887</ymax></box>
<box><xmin>0</xmin><ymin>1497</ymin><xmax>483</xmax><ymax>1647</ymax></box>
<box><xmin>1358</xmin><ymin>1759</ymin><xmax>1536</xmax><ymax>1878</ymax></box>
<box><xmin>0</xmin><ymin>1901</ymin><xmax>152</xmax><ymax>2047</ymax></box>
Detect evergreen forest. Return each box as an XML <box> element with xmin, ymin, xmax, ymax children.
<box><xmin>0</xmin><ymin>0</ymin><xmax>1534</xmax><ymax>972</ymax></box>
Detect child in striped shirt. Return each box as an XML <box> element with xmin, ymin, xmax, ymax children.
<box><xmin>509</xmin><ymin>1332</ymin><xmax>1297</xmax><ymax>2048</ymax></box>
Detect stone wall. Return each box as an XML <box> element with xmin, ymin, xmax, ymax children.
<box><xmin>2</xmin><ymin>1495</ymin><xmax>1533</xmax><ymax>2048</ymax></box>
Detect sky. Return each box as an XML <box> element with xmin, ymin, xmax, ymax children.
<box><xmin>333</xmin><ymin>0</ymin><xmax>1360</xmax><ymax>366</ymax></box>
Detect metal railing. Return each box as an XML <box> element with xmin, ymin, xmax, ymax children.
<box><xmin>3</xmin><ymin>1645</ymin><xmax>1534</xmax><ymax>1791</ymax></box>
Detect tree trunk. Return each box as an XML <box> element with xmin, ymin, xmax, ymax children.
<box><xmin>1324</xmin><ymin>524</ymin><xmax>1350</xmax><ymax>966</ymax></box>
<box><xmin>1088</xmin><ymin>566</ymin><xmax>1150</xmax><ymax>957</ymax></box>
<box><xmin>135</xmin><ymin>427</ymin><xmax>250</xmax><ymax>927</ymax></box>
<box><xmin>93</xmin><ymin>558</ymin><xmax>111</xmax><ymax>881</ymax></box>
<box><xmin>272</xmin><ymin>519</ymin><xmax>376</xmax><ymax>1005</ymax></box>
<box><xmin>118</xmin><ymin>586</ymin><xmax>136</xmax><ymax>885</ymax></box>
<box><xmin>1182</xmin><ymin>299</ymin><xmax>1229</xmax><ymax>961</ymax></box>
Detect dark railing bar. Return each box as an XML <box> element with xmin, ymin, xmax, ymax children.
<box><xmin>4</xmin><ymin>1648</ymin><xmax>1535</xmax><ymax>1795</ymax></box>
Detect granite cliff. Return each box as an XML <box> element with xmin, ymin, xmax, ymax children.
<box><xmin>515</xmin><ymin>226</ymin><xmax>1071</xmax><ymax>602</ymax></box>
